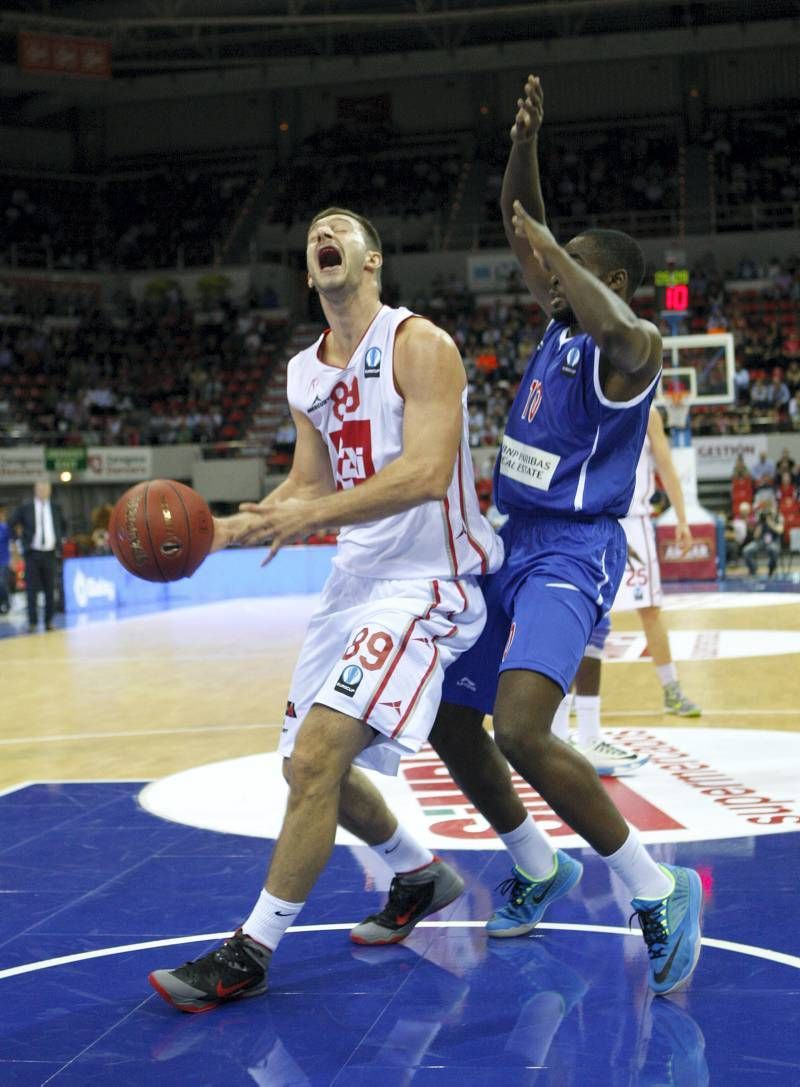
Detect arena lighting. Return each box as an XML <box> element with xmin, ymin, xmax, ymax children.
<box><xmin>59</xmin><ymin>471</ymin><xmax>72</xmax><ymax>483</ymax></box>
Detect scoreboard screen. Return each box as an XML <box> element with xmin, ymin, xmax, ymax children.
<box><xmin>654</xmin><ymin>268</ymin><xmax>690</xmax><ymax>313</ymax></box>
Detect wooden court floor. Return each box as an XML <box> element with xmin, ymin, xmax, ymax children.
<box><xmin>1</xmin><ymin>586</ymin><xmax>798</xmax><ymax>792</ymax></box>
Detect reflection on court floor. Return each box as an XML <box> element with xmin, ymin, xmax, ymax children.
<box><xmin>1</xmin><ymin>781</ymin><xmax>798</xmax><ymax>1084</ymax></box>
<box><xmin>1</xmin><ymin>580</ymin><xmax>799</xmax><ymax>1083</ymax></box>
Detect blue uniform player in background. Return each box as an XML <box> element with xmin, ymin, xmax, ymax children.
<box><xmin>360</xmin><ymin>74</ymin><xmax>703</xmax><ymax>997</ymax></box>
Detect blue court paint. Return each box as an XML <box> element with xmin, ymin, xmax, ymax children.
<box><xmin>1</xmin><ymin>782</ymin><xmax>798</xmax><ymax>1085</ymax></box>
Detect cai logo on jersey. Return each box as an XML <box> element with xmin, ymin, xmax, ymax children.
<box><xmin>330</xmin><ymin>419</ymin><xmax>376</xmax><ymax>489</ymax></box>
<box><xmin>364</xmin><ymin>346</ymin><xmax>382</xmax><ymax>378</ymax></box>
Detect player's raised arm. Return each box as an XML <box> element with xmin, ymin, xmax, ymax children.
<box><xmin>511</xmin><ymin>200</ymin><xmax>662</xmax><ymax>398</ymax></box>
<box><xmin>238</xmin><ymin>318</ymin><xmax>465</xmax><ymax>560</ymax></box>
<box><xmin>500</xmin><ymin>75</ymin><xmax>552</xmax><ymax>313</ymax></box>
<box><xmin>647</xmin><ymin>406</ymin><xmax>692</xmax><ymax>552</ymax></box>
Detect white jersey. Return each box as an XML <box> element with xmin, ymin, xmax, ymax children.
<box><xmin>286</xmin><ymin>304</ymin><xmax>504</xmax><ymax>580</ymax></box>
<box><xmin>626</xmin><ymin>435</ymin><xmax>655</xmax><ymax>517</ymax></box>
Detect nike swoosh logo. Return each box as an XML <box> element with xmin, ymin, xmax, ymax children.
<box><xmin>274</xmin><ymin>910</ymin><xmax>297</xmax><ymax>917</ymax></box>
<box><xmin>215</xmin><ymin>977</ymin><xmax>254</xmax><ymax>998</ymax></box>
<box><xmin>530</xmin><ymin>877</ymin><xmax>557</xmax><ymax>904</ymax></box>
<box><xmin>394</xmin><ymin>909</ymin><xmax>416</xmax><ymax>927</ymax></box>
<box><xmin>653</xmin><ymin>935</ymin><xmax>683</xmax><ymax>984</ymax></box>
<box><xmin>384</xmin><ymin>843</ymin><xmax>400</xmax><ymax>854</ymax></box>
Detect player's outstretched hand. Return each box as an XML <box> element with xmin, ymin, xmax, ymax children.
<box><xmin>237</xmin><ymin>498</ymin><xmax>318</xmax><ymax>565</ymax></box>
<box><xmin>511</xmin><ymin>200</ymin><xmax>558</xmax><ymax>271</ymax></box>
<box><xmin>510</xmin><ymin>74</ymin><xmax>543</xmax><ymax>144</ymax></box>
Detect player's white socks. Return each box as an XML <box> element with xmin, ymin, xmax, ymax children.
<box><xmin>602</xmin><ymin>827</ymin><xmax>673</xmax><ymax>902</ymax></box>
<box><xmin>575</xmin><ymin>695</ymin><xmax>601</xmax><ymax>747</ymax></box>
<box><xmin>371</xmin><ymin>826</ymin><xmax>434</xmax><ymax>875</ymax></box>
<box><xmin>500</xmin><ymin>815</ymin><xmax>556</xmax><ymax>881</ymax></box>
<box><xmin>242</xmin><ymin>889</ymin><xmax>304</xmax><ymax>952</ymax></box>
<box><xmin>551</xmin><ymin>695</ymin><xmax>571</xmax><ymax>741</ymax></box>
<box><xmin>656</xmin><ymin>662</ymin><xmax>678</xmax><ymax>688</ymax></box>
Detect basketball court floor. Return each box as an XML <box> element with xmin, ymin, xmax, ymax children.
<box><xmin>1</xmin><ymin>575</ymin><xmax>799</xmax><ymax>1084</ymax></box>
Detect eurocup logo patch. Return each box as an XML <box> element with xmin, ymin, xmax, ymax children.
<box><xmin>561</xmin><ymin>346</ymin><xmax>580</xmax><ymax>378</ymax></box>
<box><xmin>364</xmin><ymin>346</ymin><xmax>382</xmax><ymax>378</ymax></box>
<box><xmin>335</xmin><ymin>664</ymin><xmax>364</xmax><ymax>697</ymax></box>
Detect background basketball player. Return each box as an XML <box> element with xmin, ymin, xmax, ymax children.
<box><xmin>148</xmin><ymin>206</ymin><xmax>504</xmax><ymax>1012</ymax></box>
<box><xmin>552</xmin><ymin>403</ymin><xmax>702</xmax><ymax>776</ymax></box>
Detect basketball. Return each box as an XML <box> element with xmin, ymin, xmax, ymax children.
<box><xmin>108</xmin><ymin>479</ymin><xmax>214</xmax><ymax>582</ymax></box>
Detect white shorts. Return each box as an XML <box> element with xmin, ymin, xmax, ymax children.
<box><xmin>611</xmin><ymin>515</ymin><xmax>663</xmax><ymax>612</ymax></box>
<box><xmin>279</xmin><ymin>567</ymin><xmax>486</xmax><ymax>775</ymax></box>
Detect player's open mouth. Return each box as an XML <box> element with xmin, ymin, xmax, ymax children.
<box><xmin>318</xmin><ymin>246</ymin><xmax>342</xmax><ymax>269</ymax></box>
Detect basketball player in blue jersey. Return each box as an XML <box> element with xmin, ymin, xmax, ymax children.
<box><xmin>353</xmin><ymin>76</ymin><xmax>703</xmax><ymax>997</ymax></box>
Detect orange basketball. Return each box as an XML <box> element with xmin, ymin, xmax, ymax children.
<box><xmin>109</xmin><ymin>479</ymin><xmax>214</xmax><ymax>582</ymax></box>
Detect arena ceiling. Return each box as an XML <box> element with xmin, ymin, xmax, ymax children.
<box><xmin>1</xmin><ymin>1</ymin><xmax>798</xmax><ymax>75</ymax></box>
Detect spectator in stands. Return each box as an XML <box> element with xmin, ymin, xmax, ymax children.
<box><xmin>743</xmin><ymin>498</ymin><xmax>784</xmax><ymax>578</ymax></box>
<box><xmin>730</xmin><ymin>454</ymin><xmax>754</xmax><ymax>510</ymax></box>
<box><xmin>752</xmin><ymin>449</ymin><xmax>776</xmax><ymax>491</ymax></box>
<box><xmin>274</xmin><ymin>415</ymin><xmax>297</xmax><ymax>455</ymax></box>
<box><xmin>734</xmin><ymin>359</ymin><xmax>750</xmax><ymax>404</ymax></box>
<box><xmin>784</xmin><ymin>326</ymin><xmax>800</xmax><ymax>361</ymax></box>
<box><xmin>750</xmin><ymin>378</ymin><xmax>771</xmax><ymax>411</ymax></box>
<box><xmin>0</xmin><ymin>501</ymin><xmax>10</xmax><ymax>614</ymax></box>
<box><xmin>770</xmin><ymin>369</ymin><xmax>791</xmax><ymax>414</ymax></box>
<box><xmin>725</xmin><ymin>500</ymin><xmax>752</xmax><ymax>568</ymax></box>
<box><xmin>786</xmin><ymin>359</ymin><xmax>800</xmax><ymax>396</ymax></box>
<box><xmin>777</xmin><ymin>471</ymin><xmax>796</xmax><ymax>502</ymax></box>
<box><xmin>790</xmin><ymin>393</ymin><xmax>800</xmax><ymax>430</ymax></box>
<box><xmin>776</xmin><ymin>448</ymin><xmax>796</xmax><ymax>481</ymax></box>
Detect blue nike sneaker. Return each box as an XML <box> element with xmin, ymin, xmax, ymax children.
<box><xmin>631</xmin><ymin>865</ymin><xmax>703</xmax><ymax>996</ymax></box>
<box><xmin>486</xmin><ymin>851</ymin><xmax>584</xmax><ymax>938</ymax></box>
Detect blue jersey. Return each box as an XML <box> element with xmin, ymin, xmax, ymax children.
<box><xmin>0</xmin><ymin>522</ymin><xmax>9</xmax><ymax>566</ymax></box>
<box><xmin>493</xmin><ymin>319</ymin><xmax>659</xmax><ymax>519</ymax></box>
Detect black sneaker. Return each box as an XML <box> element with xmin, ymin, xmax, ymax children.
<box><xmin>350</xmin><ymin>857</ymin><xmax>465</xmax><ymax>945</ymax></box>
<box><xmin>148</xmin><ymin>929</ymin><xmax>270</xmax><ymax>1013</ymax></box>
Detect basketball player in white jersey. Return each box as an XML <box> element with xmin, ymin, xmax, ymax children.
<box><xmin>149</xmin><ymin>206</ymin><xmax>504</xmax><ymax>1012</ymax></box>
<box><xmin>552</xmin><ymin>404</ymin><xmax>702</xmax><ymax>775</ymax></box>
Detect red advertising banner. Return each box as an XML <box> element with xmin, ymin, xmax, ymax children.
<box><xmin>656</xmin><ymin>522</ymin><xmax>718</xmax><ymax>581</ymax></box>
<box><xmin>18</xmin><ymin>32</ymin><xmax>111</xmax><ymax>79</ymax></box>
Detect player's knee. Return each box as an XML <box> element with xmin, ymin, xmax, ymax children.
<box><xmin>430</xmin><ymin>702</ymin><xmax>484</xmax><ymax>761</ymax></box>
<box><xmin>288</xmin><ymin>727</ymin><xmax>347</xmax><ymax>796</ymax></box>
<box><xmin>492</xmin><ymin>711</ymin><xmax>547</xmax><ymax>764</ymax></box>
<box><xmin>285</xmin><ymin>745</ymin><xmax>338</xmax><ymax>799</ymax></box>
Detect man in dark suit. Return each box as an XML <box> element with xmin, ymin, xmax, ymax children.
<box><xmin>10</xmin><ymin>480</ymin><xmax>65</xmax><ymax>632</ymax></box>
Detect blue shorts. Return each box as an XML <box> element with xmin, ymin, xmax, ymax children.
<box><xmin>588</xmin><ymin>613</ymin><xmax>611</xmax><ymax>652</ymax></box>
<box><xmin>442</xmin><ymin>513</ymin><xmax>626</xmax><ymax>714</ymax></box>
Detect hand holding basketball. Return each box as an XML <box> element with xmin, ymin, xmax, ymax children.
<box><xmin>109</xmin><ymin>479</ymin><xmax>213</xmax><ymax>582</ymax></box>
